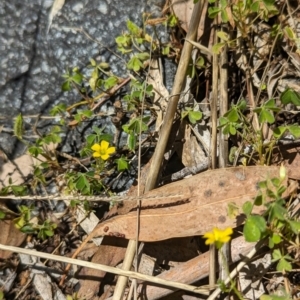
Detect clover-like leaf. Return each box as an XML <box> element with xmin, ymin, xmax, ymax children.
<box><xmin>217</xmin><ymin>31</ymin><xmax>229</xmax><ymax>41</ymax></box>
<box><xmin>212</xmin><ymin>42</ymin><xmax>226</xmax><ymax>54</ymax></box>
<box><xmin>208</xmin><ymin>6</ymin><xmax>221</xmax><ymax>18</ymax></box>
<box><xmin>224</xmin><ymin>108</ymin><xmax>239</xmax><ymax>122</ymax></box>
<box><xmin>127</xmin><ymin>20</ymin><xmax>142</xmax><ymax>36</ymax></box>
<box><xmin>116</xmin><ymin>156</ymin><xmax>129</xmax><ymax>172</ymax></box>
<box><xmin>243</xmin><ymin>215</ymin><xmax>266</xmax><ymax>242</ymax></box>
<box><xmin>136</xmin><ymin>52</ymin><xmax>150</xmax><ymax>61</ymax></box>
<box><xmin>127</xmin><ymin>56</ymin><xmax>143</xmax><ymax>72</ymax></box>
<box><xmin>280</xmin><ymin>88</ymin><xmax>300</xmax><ymax>105</ymax></box>
<box><xmin>242</xmin><ymin>201</ymin><xmax>253</xmax><ymax>217</ymax></box>
<box><xmin>188</xmin><ymin>111</ymin><xmax>202</xmax><ymax>124</ymax></box>
<box><xmin>259</xmin><ymin>109</ymin><xmax>275</xmax><ymax>124</ymax></box>
<box><xmin>71</xmin><ymin>73</ymin><xmax>83</xmax><ymax>85</ymax></box>
<box><xmin>62</xmin><ymin>80</ymin><xmax>71</xmax><ymax>91</ymax></box>
<box><xmin>288</xmin><ymin>220</ymin><xmax>300</xmax><ymax>234</ymax></box>
<box><xmin>273</xmin><ymin>126</ymin><xmax>288</xmax><ymax>139</ymax></box>
<box><xmin>288</xmin><ymin>124</ymin><xmax>300</xmax><ymax>138</ymax></box>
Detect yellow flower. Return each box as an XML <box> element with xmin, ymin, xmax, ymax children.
<box><xmin>91</xmin><ymin>141</ymin><xmax>116</xmax><ymax>160</ymax></box>
<box><xmin>203</xmin><ymin>227</ymin><xmax>233</xmax><ymax>249</ymax></box>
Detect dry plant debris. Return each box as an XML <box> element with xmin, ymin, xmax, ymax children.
<box><xmin>1</xmin><ymin>0</ymin><xmax>300</xmax><ymax>299</ymax></box>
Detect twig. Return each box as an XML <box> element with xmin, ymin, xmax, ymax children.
<box><xmin>112</xmin><ymin>33</ymin><xmax>155</xmax><ymax>300</ymax></box>
<box><xmin>218</xmin><ymin>20</ymin><xmax>230</xmax><ymax>299</ymax></box>
<box><xmin>210</xmin><ymin>19</ymin><xmax>219</xmax><ymax>170</ymax></box>
<box><xmin>0</xmin><ymin>193</ymin><xmax>184</xmax><ymax>202</ymax></box>
<box><xmin>209</xmin><ymin>244</ymin><xmax>216</xmax><ymax>293</ymax></box>
<box><xmin>208</xmin><ymin>15</ymin><xmax>220</xmax><ymax>292</ymax></box>
<box><xmin>91</xmin><ymin>77</ymin><xmax>131</xmax><ymax>112</ymax></box>
<box><xmin>218</xmin><ymin>25</ymin><xmax>228</xmax><ymax>168</ymax></box>
<box><xmin>0</xmin><ymin>244</ymin><xmax>209</xmax><ymax>296</ymax></box>
<box><xmin>113</xmin><ymin>240</ymin><xmax>137</xmax><ymax>300</ymax></box>
<box><xmin>13</xmin><ymin>276</ymin><xmax>33</xmax><ymax>300</ymax></box>
<box><xmin>144</xmin><ymin>0</ymin><xmax>203</xmax><ymax>191</ymax></box>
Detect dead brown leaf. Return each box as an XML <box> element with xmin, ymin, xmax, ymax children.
<box><xmin>171</xmin><ymin>0</ymin><xmax>208</xmax><ymax>39</ymax></box>
<box><xmin>171</xmin><ymin>0</ymin><xmax>196</xmax><ymax>35</ymax></box>
<box><xmin>77</xmin><ymin>237</ymin><xmax>128</xmax><ymax>300</ymax></box>
<box><xmin>181</xmin><ymin>124</ymin><xmax>206</xmax><ymax>168</ymax></box>
<box><xmin>89</xmin><ymin>165</ymin><xmax>292</xmax><ymax>242</ymax></box>
<box><xmin>0</xmin><ymin>219</ymin><xmax>26</xmax><ymax>259</ymax></box>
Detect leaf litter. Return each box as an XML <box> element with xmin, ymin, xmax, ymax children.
<box><xmin>1</xmin><ymin>0</ymin><xmax>300</xmax><ymax>299</ymax></box>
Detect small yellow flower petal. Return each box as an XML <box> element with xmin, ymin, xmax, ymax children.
<box><xmin>203</xmin><ymin>227</ymin><xmax>233</xmax><ymax>248</ymax></box>
<box><xmin>223</xmin><ymin>227</ymin><xmax>233</xmax><ymax>236</ymax></box>
<box><xmin>203</xmin><ymin>232</ymin><xmax>215</xmax><ymax>245</ymax></box>
<box><xmin>100</xmin><ymin>154</ymin><xmax>110</xmax><ymax>160</ymax></box>
<box><xmin>91</xmin><ymin>144</ymin><xmax>101</xmax><ymax>151</ymax></box>
<box><xmin>100</xmin><ymin>140</ymin><xmax>109</xmax><ymax>150</ymax></box>
<box><xmin>92</xmin><ymin>152</ymin><xmax>101</xmax><ymax>158</ymax></box>
<box><xmin>106</xmin><ymin>147</ymin><xmax>116</xmax><ymax>155</ymax></box>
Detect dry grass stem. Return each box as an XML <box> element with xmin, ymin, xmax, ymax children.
<box><xmin>0</xmin><ymin>243</ymin><xmax>210</xmax><ymax>296</ymax></box>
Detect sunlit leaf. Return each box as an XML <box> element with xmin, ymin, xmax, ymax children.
<box><xmin>220</xmin><ymin>10</ymin><xmax>229</xmax><ymax>23</ymax></box>
<box><xmin>280</xmin><ymin>88</ymin><xmax>300</xmax><ymax>105</ymax></box>
<box><xmin>212</xmin><ymin>42</ymin><xmax>225</xmax><ymax>54</ymax></box>
<box><xmin>284</xmin><ymin>26</ymin><xmax>296</xmax><ymax>40</ymax></box>
<box><xmin>273</xmin><ymin>126</ymin><xmax>287</xmax><ymax>138</ymax></box>
<box><xmin>188</xmin><ymin>111</ymin><xmax>202</xmax><ymax>124</ymax></box>
<box><xmin>128</xmin><ymin>133</ymin><xmax>136</xmax><ymax>151</ymax></box>
<box><xmin>127</xmin><ymin>20</ymin><xmax>141</xmax><ymax>36</ymax></box>
<box><xmin>288</xmin><ymin>124</ymin><xmax>300</xmax><ymax>138</ymax></box>
<box><xmin>62</xmin><ymin>81</ymin><xmax>71</xmax><ymax>91</ymax></box>
<box><xmin>225</xmin><ymin>108</ymin><xmax>239</xmax><ymax>122</ymax></box>
<box><xmin>72</xmin><ymin>73</ymin><xmax>83</xmax><ymax>85</ymax></box>
<box><xmin>136</xmin><ymin>52</ymin><xmax>150</xmax><ymax>61</ymax></box>
<box><xmin>116</xmin><ymin>156</ymin><xmax>129</xmax><ymax>171</ymax></box>
<box><xmin>229</xmin><ymin>123</ymin><xmax>237</xmax><ymax>135</ymax></box>
<box><xmin>104</xmin><ymin>76</ymin><xmax>118</xmax><ymax>90</ymax></box>
<box><xmin>208</xmin><ymin>7</ymin><xmax>221</xmax><ymax>18</ymax></box>
<box><xmin>217</xmin><ymin>31</ymin><xmax>229</xmax><ymax>41</ymax></box>
<box><xmin>243</xmin><ymin>215</ymin><xmax>266</xmax><ymax>242</ymax></box>
<box><xmin>251</xmin><ymin>1</ymin><xmax>259</xmax><ymax>12</ymax></box>
<box><xmin>272</xmin><ymin>233</ymin><xmax>281</xmax><ymax>244</ymax></box>
<box><xmin>242</xmin><ymin>201</ymin><xmax>253</xmax><ymax>217</ymax></box>
<box><xmin>277</xmin><ymin>257</ymin><xmax>292</xmax><ymax>272</ymax></box>
<box><xmin>288</xmin><ymin>220</ymin><xmax>300</xmax><ymax>234</ymax></box>
<box><xmin>259</xmin><ymin>109</ymin><xmax>275</xmax><ymax>124</ymax></box>
<box><xmin>127</xmin><ymin>56</ymin><xmax>143</xmax><ymax>72</ymax></box>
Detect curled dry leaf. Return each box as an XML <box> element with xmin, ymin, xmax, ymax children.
<box><xmin>89</xmin><ymin>165</ymin><xmax>296</xmax><ymax>242</ymax></box>
<box><xmin>180</xmin><ymin>124</ymin><xmax>206</xmax><ymax>168</ymax></box>
<box><xmin>171</xmin><ymin>0</ymin><xmax>208</xmax><ymax>39</ymax></box>
<box><xmin>172</xmin><ymin>0</ymin><xmax>197</xmax><ymax>35</ymax></box>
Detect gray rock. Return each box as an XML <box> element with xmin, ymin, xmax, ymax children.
<box><xmin>0</xmin><ymin>0</ymin><xmax>168</xmax><ymax>158</ymax></box>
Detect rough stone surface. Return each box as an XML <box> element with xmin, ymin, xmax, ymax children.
<box><xmin>0</xmin><ymin>0</ymin><xmax>170</xmax><ymax>158</ymax></box>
